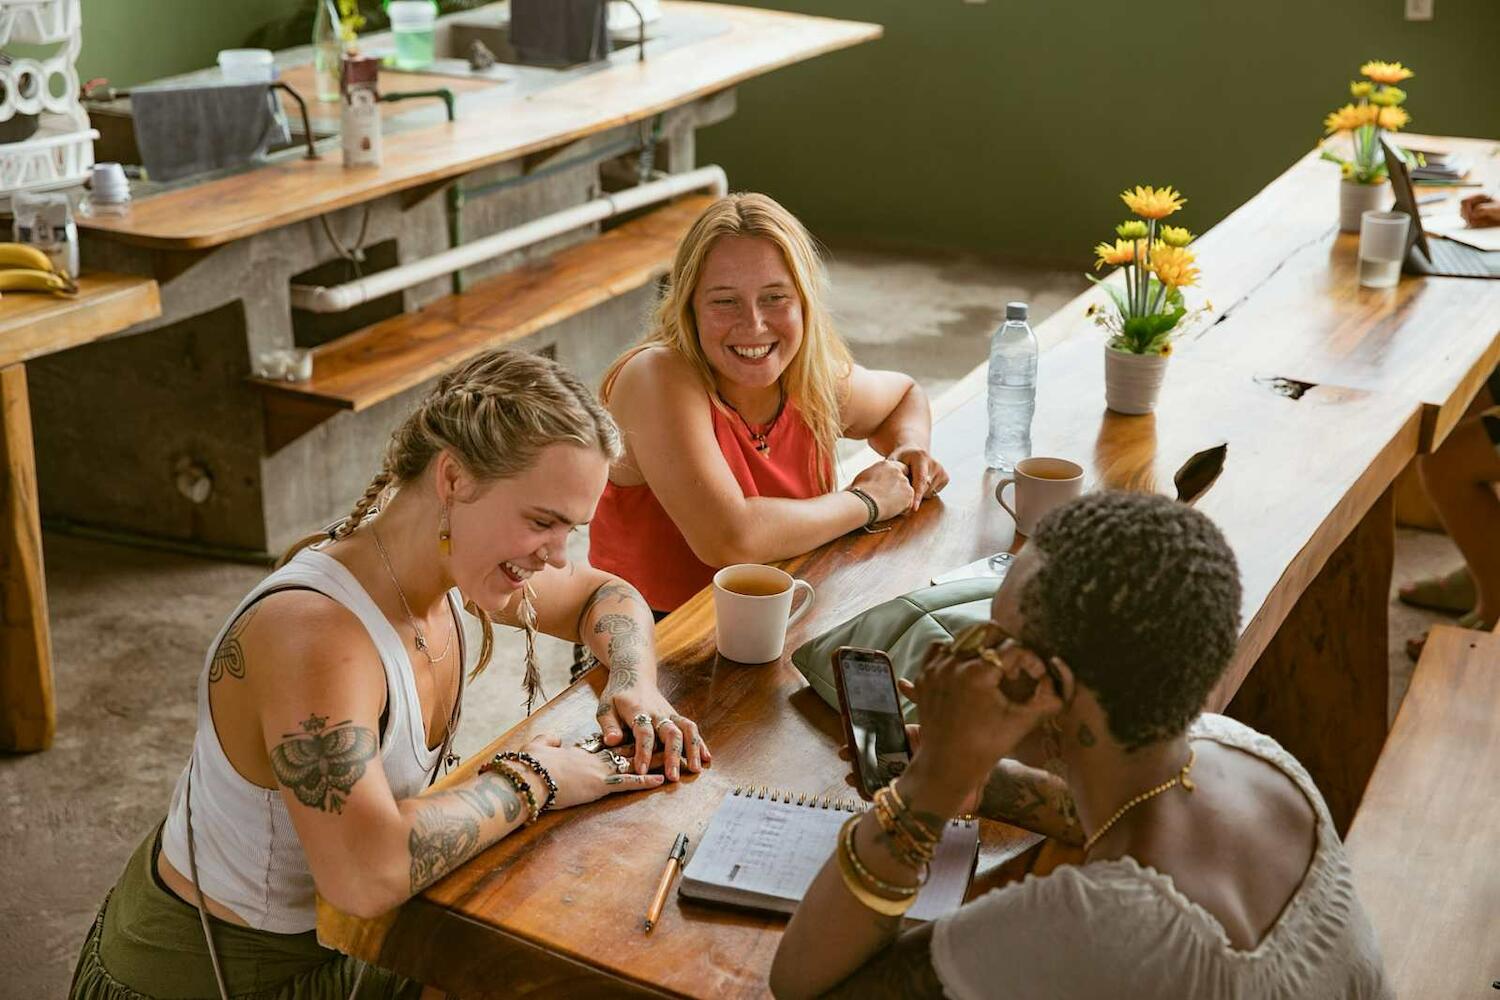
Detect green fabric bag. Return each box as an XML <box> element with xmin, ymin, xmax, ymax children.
<box><xmin>790</xmin><ymin>578</ymin><xmax>1001</xmax><ymax>721</ymax></box>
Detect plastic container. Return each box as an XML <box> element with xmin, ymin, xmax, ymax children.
<box><xmin>388</xmin><ymin>1</ymin><xmax>438</xmax><ymax>70</ymax></box>
<box><xmin>217</xmin><ymin>48</ymin><xmax>275</xmax><ymax>82</ymax></box>
<box><xmin>984</xmin><ymin>301</ymin><xmax>1038</xmax><ymax>472</ymax></box>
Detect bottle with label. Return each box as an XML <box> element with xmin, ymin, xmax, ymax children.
<box><xmin>312</xmin><ymin>0</ymin><xmax>345</xmax><ymax>103</ymax></box>
<box><xmin>984</xmin><ymin>301</ymin><xmax>1038</xmax><ymax>472</ymax></box>
<box><xmin>341</xmin><ymin>55</ymin><xmax>383</xmax><ymax>167</ymax></box>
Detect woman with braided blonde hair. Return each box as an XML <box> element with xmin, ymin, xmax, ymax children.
<box><xmin>590</xmin><ymin>192</ymin><xmax>949</xmax><ymax>614</ymax></box>
<box><xmin>71</xmin><ymin>349</ymin><xmax>707</xmax><ymax>1000</ymax></box>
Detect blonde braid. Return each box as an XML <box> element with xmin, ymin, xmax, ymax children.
<box><xmin>334</xmin><ymin>466</ymin><xmax>395</xmax><ymax>540</ymax></box>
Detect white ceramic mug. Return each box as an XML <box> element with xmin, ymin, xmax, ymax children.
<box><xmin>995</xmin><ymin>457</ymin><xmax>1085</xmax><ymax>535</ymax></box>
<box><xmin>712</xmin><ymin>564</ymin><xmax>815</xmax><ymax>663</ymax></box>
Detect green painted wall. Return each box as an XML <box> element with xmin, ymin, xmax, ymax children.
<box><xmin>699</xmin><ymin>0</ymin><xmax>1500</xmax><ymax>261</ymax></box>
<box><xmin>77</xmin><ymin>0</ymin><xmax>302</xmax><ymax>88</ymax></box>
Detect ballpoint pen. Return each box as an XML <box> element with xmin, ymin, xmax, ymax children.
<box><xmin>644</xmin><ymin>832</ymin><xmax>689</xmax><ymax>933</ymax></box>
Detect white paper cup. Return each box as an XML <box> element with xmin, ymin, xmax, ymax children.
<box><xmin>995</xmin><ymin>457</ymin><xmax>1085</xmax><ymax>536</ymax></box>
<box><xmin>712</xmin><ymin>564</ymin><xmax>814</xmax><ymax>663</ymax></box>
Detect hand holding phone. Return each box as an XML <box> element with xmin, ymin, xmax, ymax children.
<box><xmin>832</xmin><ymin>646</ymin><xmax>913</xmax><ymax>799</ymax></box>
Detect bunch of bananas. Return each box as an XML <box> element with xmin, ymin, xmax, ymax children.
<box><xmin>0</xmin><ymin>243</ymin><xmax>77</xmax><ymax>296</ymax></box>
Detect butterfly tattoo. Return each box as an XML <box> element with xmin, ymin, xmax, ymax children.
<box><xmin>270</xmin><ymin>714</ymin><xmax>378</xmax><ymax>814</ymax></box>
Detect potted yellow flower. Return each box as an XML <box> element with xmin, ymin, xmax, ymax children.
<box><xmin>1087</xmin><ymin>185</ymin><xmax>1209</xmax><ymax>415</ymax></box>
<box><xmin>1321</xmin><ymin>60</ymin><xmax>1414</xmax><ymax>232</ymax></box>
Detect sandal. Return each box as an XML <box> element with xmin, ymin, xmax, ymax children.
<box><xmin>1397</xmin><ymin>566</ymin><xmax>1476</xmax><ymax>615</ymax></box>
<box><xmin>1405</xmin><ymin>610</ymin><xmax>1493</xmax><ymax>660</ymax></box>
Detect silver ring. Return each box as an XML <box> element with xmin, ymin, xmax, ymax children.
<box><xmin>632</xmin><ymin>713</ymin><xmax>651</xmax><ymax>728</ymax></box>
<box><xmin>575</xmin><ymin>732</ymin><xmax>606</xmax><ymax>754</ymax></box>
<box><xmin>604</xmin><ymin>751</ymin><xmax>630</xmax><ymax>774</ymax></box>
<box><xmin>654</xmin><ymin>716</ymin><xmax>677</xmax><ymax>730</ymax></box>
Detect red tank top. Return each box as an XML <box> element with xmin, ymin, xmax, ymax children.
<box><xmin>589</xmin><ymin>398</ymin><xmax>828</xmax><ymax>612</ymax></box>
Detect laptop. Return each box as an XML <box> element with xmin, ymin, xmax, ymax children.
<box><xmin>1382</xmin><ymin>139</ymin><xmax>1500</xmax><ymax>278</ymax></box>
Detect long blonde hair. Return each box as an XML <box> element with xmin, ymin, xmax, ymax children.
<box><xmin>600</xmin><ymin>192</ymin><xmax>852</xmax><ymax>489</ymax></box>
<box><xmin>281</xmin><ymin>349</ymin><xmax>621</xmax><ymax>705</ymax></box>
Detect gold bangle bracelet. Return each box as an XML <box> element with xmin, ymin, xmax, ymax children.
<box><xmin>873</xmin><ymin>788</ymin><xmax>937</xmax><ymax>866</ymax></box>
<box><xmin>886</xmin><ymin>782</ymin><xmax>940</xmax><ymax>842</ymax></box>
<box><xmin>836</xmin><ymin>817</ymin><xmax>917</xmax><ymax>917</ymax></box>
<box><xmin>841</xmin><ymin>814</ymin><xmax>925</xmax><ymax>897</ymax></box>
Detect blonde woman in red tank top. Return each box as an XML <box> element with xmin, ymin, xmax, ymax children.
<box><xmin>590</xmin><ymin>193</ymin><xmax>949</xmax><ymax>613</ymax></box>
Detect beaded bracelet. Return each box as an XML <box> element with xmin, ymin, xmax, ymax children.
<box><xmin>836</xmin><ymin>816</ymin><xmax>917</xmax><ymax>917</ymax></box>
<box><xmin>842</xmin><ymin>814</ymin><xmax>926</xmax><ymax>897</ymax></box>
<box><xmin>477</xmin><ymin>756</ymin><xmax>541</xmax><ymax>824</ymax></box>
<box><xmin>497</xmin><ymin>750</ymin><xmax>558</xmax><ymax>813</ymax></box>
<box><xmin>885</xmin><ymin>782</ymin><xmax>940</xmax><ymax>842</ymax></box>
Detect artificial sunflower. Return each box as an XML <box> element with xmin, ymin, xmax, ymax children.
<box><xmin>1369</xmin><ymin>86</ymin><xmax>1406</xmax><ymax>108</ymax></box>
<box><xmin>1152</xmin><ymin>245</ymin><xmax>1200</xmax><ymax>289</ymax></box>
<box><xmin>1324</xmin><ymin>103</ymin><xmax>1378</xmax><ymax>133</ymax></box>
<box><xmin>1120</xmin><ymin>185</ymin><xmax>1186</xmax><ymax>220</ymax></box>
<box><xmin>1094</xmin><ymin>239</ymin><xmax>1142</xmax><ymax>270</ymax></box>
<box><xmin>1160</xmin><ymin>225</ymin><xmax>1194</xmax><ymax>248</ymax></box>
<box><xmin>1115</xmin><ymin>220</ymin><xmax>1149</xmax><ymax>239</ymax></box>
<box><xmin>1360</xmin><ymin>60</ymin><xmax>1414</xmax><ymax>85</ymax></box>
<box><xmin>1350</xmin><ymin>81</ymin><xmax>1374</xmax><ymax>98</ymax></box>
<box><xmin>1377</xmin><ymin>106</ymin><xmax>1410</xmax><ymax>130</ymax></box>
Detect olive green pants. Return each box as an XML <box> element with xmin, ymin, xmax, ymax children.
<box><xmin>69</xmin><ymin>825</ymin><xmax>418</xmax><ymax>1000</ymax></box>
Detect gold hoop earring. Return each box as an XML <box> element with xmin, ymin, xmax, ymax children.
<box><xmin>438</xmin><ymin>503</ymin><xmax>452</xmax><ymax>557</ymax></box>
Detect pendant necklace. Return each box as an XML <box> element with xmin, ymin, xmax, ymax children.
<box><xmin>372</xmin><ymin>525</ymin><xmax>454</xmax><ymax>665</ymax></box>
<box><xmin>719</xmin><ymin>387</ymin><xmax>786</xmax><ymax>459</ymax></box>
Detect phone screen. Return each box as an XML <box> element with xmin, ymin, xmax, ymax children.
<box><xmin>837</xmin><ymin>650</ymin><xmax>912</xmax><ymax>797</ymax></box>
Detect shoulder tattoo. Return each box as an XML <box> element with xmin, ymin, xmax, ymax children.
<box><xmin>209</xmin><ymin>603</ymin><xmax>260</xmax><ymax>683</ymax></box>
<box><xmin>269</xmin><ymin>714</ymin><xmax>378</xmax><ymax>814</ymax></box>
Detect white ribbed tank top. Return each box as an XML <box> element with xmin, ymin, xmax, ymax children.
<box><xmin>160</xmin><ymin>547</ymin><xmax>464</xmax><ymax>933</ymax></box>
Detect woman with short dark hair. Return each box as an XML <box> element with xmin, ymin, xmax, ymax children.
<box><xmin>771</xmin><ymin>492</ymin><xmax>1392</xmax><ymax>999</ymax></box>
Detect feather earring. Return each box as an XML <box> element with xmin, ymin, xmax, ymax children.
<box><xmin>517</xmin><ymin>582</ymin><xmax>544</xmax><ymax>713</ymax></box>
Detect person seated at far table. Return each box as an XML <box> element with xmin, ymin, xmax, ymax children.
<box><xmin>1398</xmin><ymin>364</ymin><xmax>1500</xmax><ymax>655</ymax></box>
<box><xmin>770</xmin><ymin>492</ymin><xmax>1393</xmax><ymax>1000</ymax></box>
<box><xmin>70</xmin><ymin>350</ymin><xmax>709</xmax><ymax>1000</ymax></box>
<box><xmin>587</xmin><ymin>193</ymin><xmax>949</xmax><ymax>616</ymax></box>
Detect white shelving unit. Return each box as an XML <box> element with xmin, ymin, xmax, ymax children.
<box><xmin>0</xmin><ymin>0</ymin><xmax>96</xmax><ymax>195</ymax></box>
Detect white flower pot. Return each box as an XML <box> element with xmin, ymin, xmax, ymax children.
<box><xmin>1339</xmin><ymin>179</ymin><xmax>1389</xmax><ymax>234</ymax></box>
<box><xmin>1104</xmin><ymin>345</ymin><xmax>1169</xmax><ymax>415</ymax></box>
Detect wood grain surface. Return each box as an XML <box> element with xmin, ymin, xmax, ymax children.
<box><xmin>1345</xmin><ymin>626</ymin><xmax>1500</xmax><ymax>999</ymax></box>
<box><xmin>1</xmin><ymin>365</ymin><xmax>52</xmax><ymax>751</ymax></box>
<box><xmin>0</xmin><ymin>273</ymin><xmax>161</xmax><ymax>369</ymax></box>
<box><xmin>255</xmin><ymin>195</ymin><xmax>710</xmax><ymax>415</ymax></box>
<box><xmin>78</xmin><ymin>2</ymin><xmax>881</xmax><ymax>250</ymax></box>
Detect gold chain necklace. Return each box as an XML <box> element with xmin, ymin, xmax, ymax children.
<box><xmin>372</xmin><ymin>525</ymin><xmax>453</xmax><ymax>665</ymax></box>
<box><xmin>1083</xmin><ymin>745</ymin><xmax>1196</xmax><ymax>854</ymax></box>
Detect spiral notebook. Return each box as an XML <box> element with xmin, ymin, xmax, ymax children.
<box><xmin>679</xmin><ymin>787</ymin><xmax>980</xmax><ymax>921</ymax></box>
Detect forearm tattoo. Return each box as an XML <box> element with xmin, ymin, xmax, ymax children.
<box><xmin>979</xmin><ymin>760</ymin><xmax>1084</xmax><ymax>845</ymax></box>
<box><xmin>407</xmin><ymin>773</ymin><xmax>522</xmax><ymax>892</ymax></box>
<box><xmin>209</xmin><ymin>603</ymin><xmax>259</xmax><ymax>683</ymax></box>
<box><xmin>574</xmin><ymin>580</ymin><xmax>649</xmax><ymax>637</ymax></box>
<box><xmin>269</xmin><ymin>714</ymin><xmax>377</xmax><ymax>814</ymax></box>
<box><xmin>594</xmin><ymin>612</ymin><xmax>647</xmax><ymax>714</ymax></box>
<box><xmin>822</xmin><ymin>924</ymin><xmax>946</xmax><ymax>999</ymax></box>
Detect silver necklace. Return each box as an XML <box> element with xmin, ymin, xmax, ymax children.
<box><xmin>372</xmin><ymin>525</ymin><xmax>454</xmax><ymax>665</ymax></box>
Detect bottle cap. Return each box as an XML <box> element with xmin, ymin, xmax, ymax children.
<box><xmin>1005</xmin><ymin>302</ymin><xmax>1029</xmax><ymax>322</ymax></box>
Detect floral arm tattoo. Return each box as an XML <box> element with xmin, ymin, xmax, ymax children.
<box><xmin>575</xmin><ymin>580</ymin><xmax>654</xmax><ymax>711</ymax></box>
<box><xmin>979</xmin><ymin>759</ymin><xmax>1084</xmax><ymax>845</ymax></box>
<box><xmin>821</xmin><ymin>923</ymin><xmax>946</xmax><ymax>999</ymax></box>
<box><xmin>407</xmin><ymin>773</ymin><xmax>524</xmax><ymax>893</ymax></box>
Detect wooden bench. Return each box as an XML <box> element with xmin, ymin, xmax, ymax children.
<box><xmin>252</xmin><ymin>194</ymin><xmax>711</xmax><ymax>449</ymax></box>
<box><xmin>1344</xmin><ymin>624</ymin><xmax>1500</xmax><ymax>998</ymax></box>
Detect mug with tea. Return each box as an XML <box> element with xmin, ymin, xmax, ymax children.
<box><xmin>712</xmin><ymin>564</ymin><xmax>815</xmax><ymax>663</ymax></box>
<box><xmin>995</xmin><ymin>457</ymin><xmax>1085</xmax><ymax>536</ymax></box>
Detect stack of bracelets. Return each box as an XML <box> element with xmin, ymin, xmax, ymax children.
<box><xmin>836</xmin><ymin>782</ymin><xmax>940</xmax><ymax>917</ymax></box>
<box><xmin>477</xmin><ymin>750</ymin><xmax>558</xmax><ymax>825</ymax></box>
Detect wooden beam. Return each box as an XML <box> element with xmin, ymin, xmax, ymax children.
<box><xmin>0</xmin><ymin>364</ymin><xmax>53</xmax><ymax>751</ymax></box>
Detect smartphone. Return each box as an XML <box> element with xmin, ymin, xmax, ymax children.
<box><xmin>832</xmin><ymin>646</ymin><xmax>914</xmax><ymax>800</ymax></box>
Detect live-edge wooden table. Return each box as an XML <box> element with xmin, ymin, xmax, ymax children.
<box><xmin>317</xmin><ymin>135</ymin><xmax>1500</xmax><ymax>996</ymax></box>
<box><xmin>0</xmin><ymin>274</ymin><xmax>161</xmax><ymax>751</ymax></box>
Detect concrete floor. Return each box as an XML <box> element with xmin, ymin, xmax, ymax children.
<box><xmin>0</xmin><ymin>243</ymin><xmax>1467</xmax><ymax>995</ymax></box>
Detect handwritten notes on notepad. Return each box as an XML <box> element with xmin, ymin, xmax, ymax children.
<box><xmin>678</xmin><ymin>788</ymin><xmax>979</xmax><ymax>921</ymax></box>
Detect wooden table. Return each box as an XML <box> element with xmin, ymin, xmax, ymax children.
<box><xmin>0</xmin><ymin>274</ymin><xmax>161</xmax><ymax>751</ymax></box>
<box><xmin>315</xmin><ymin>135</ymin><xmax>1499</xmax><ymax>994</ymax></box>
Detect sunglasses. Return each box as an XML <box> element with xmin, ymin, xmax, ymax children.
<box><xmin>945</xmin><ymin>621</ymin><xmax>1064</xmax><ymax>703</ymax></box>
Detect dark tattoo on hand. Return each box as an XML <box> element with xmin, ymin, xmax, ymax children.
<box><xmin>407</xmin><ymin>774</ymin><xmax>522</xmax><ymax>892</ymax></box>
<box><xmin>209</xmin><ymin>603</ymin><xmax>259</xmax><ymax>683</ymax></box>
<box><xmin>1076</xmin><ymin>722</ymin><xmax>1097</xmax><ymax>748</ymax></box>
<box><xmin>604</xmin><ymin>775</ymin><xmax>626</xmax><ymax>785</ymax></box>
<box><xmin>270</xmin><ymin>714</ymin><xmax>377</xmax><ymax>814</ymax></box>
<box><xmin>574</xmin><ymin>580</ymin><xmax>648</xmax><ymax>637</ymax></box>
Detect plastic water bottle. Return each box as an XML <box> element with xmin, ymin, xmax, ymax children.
<box><xmin>985</xmin><ymin>301</ymin><xmax>1038</xmax><ymax>471</ymax></box>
